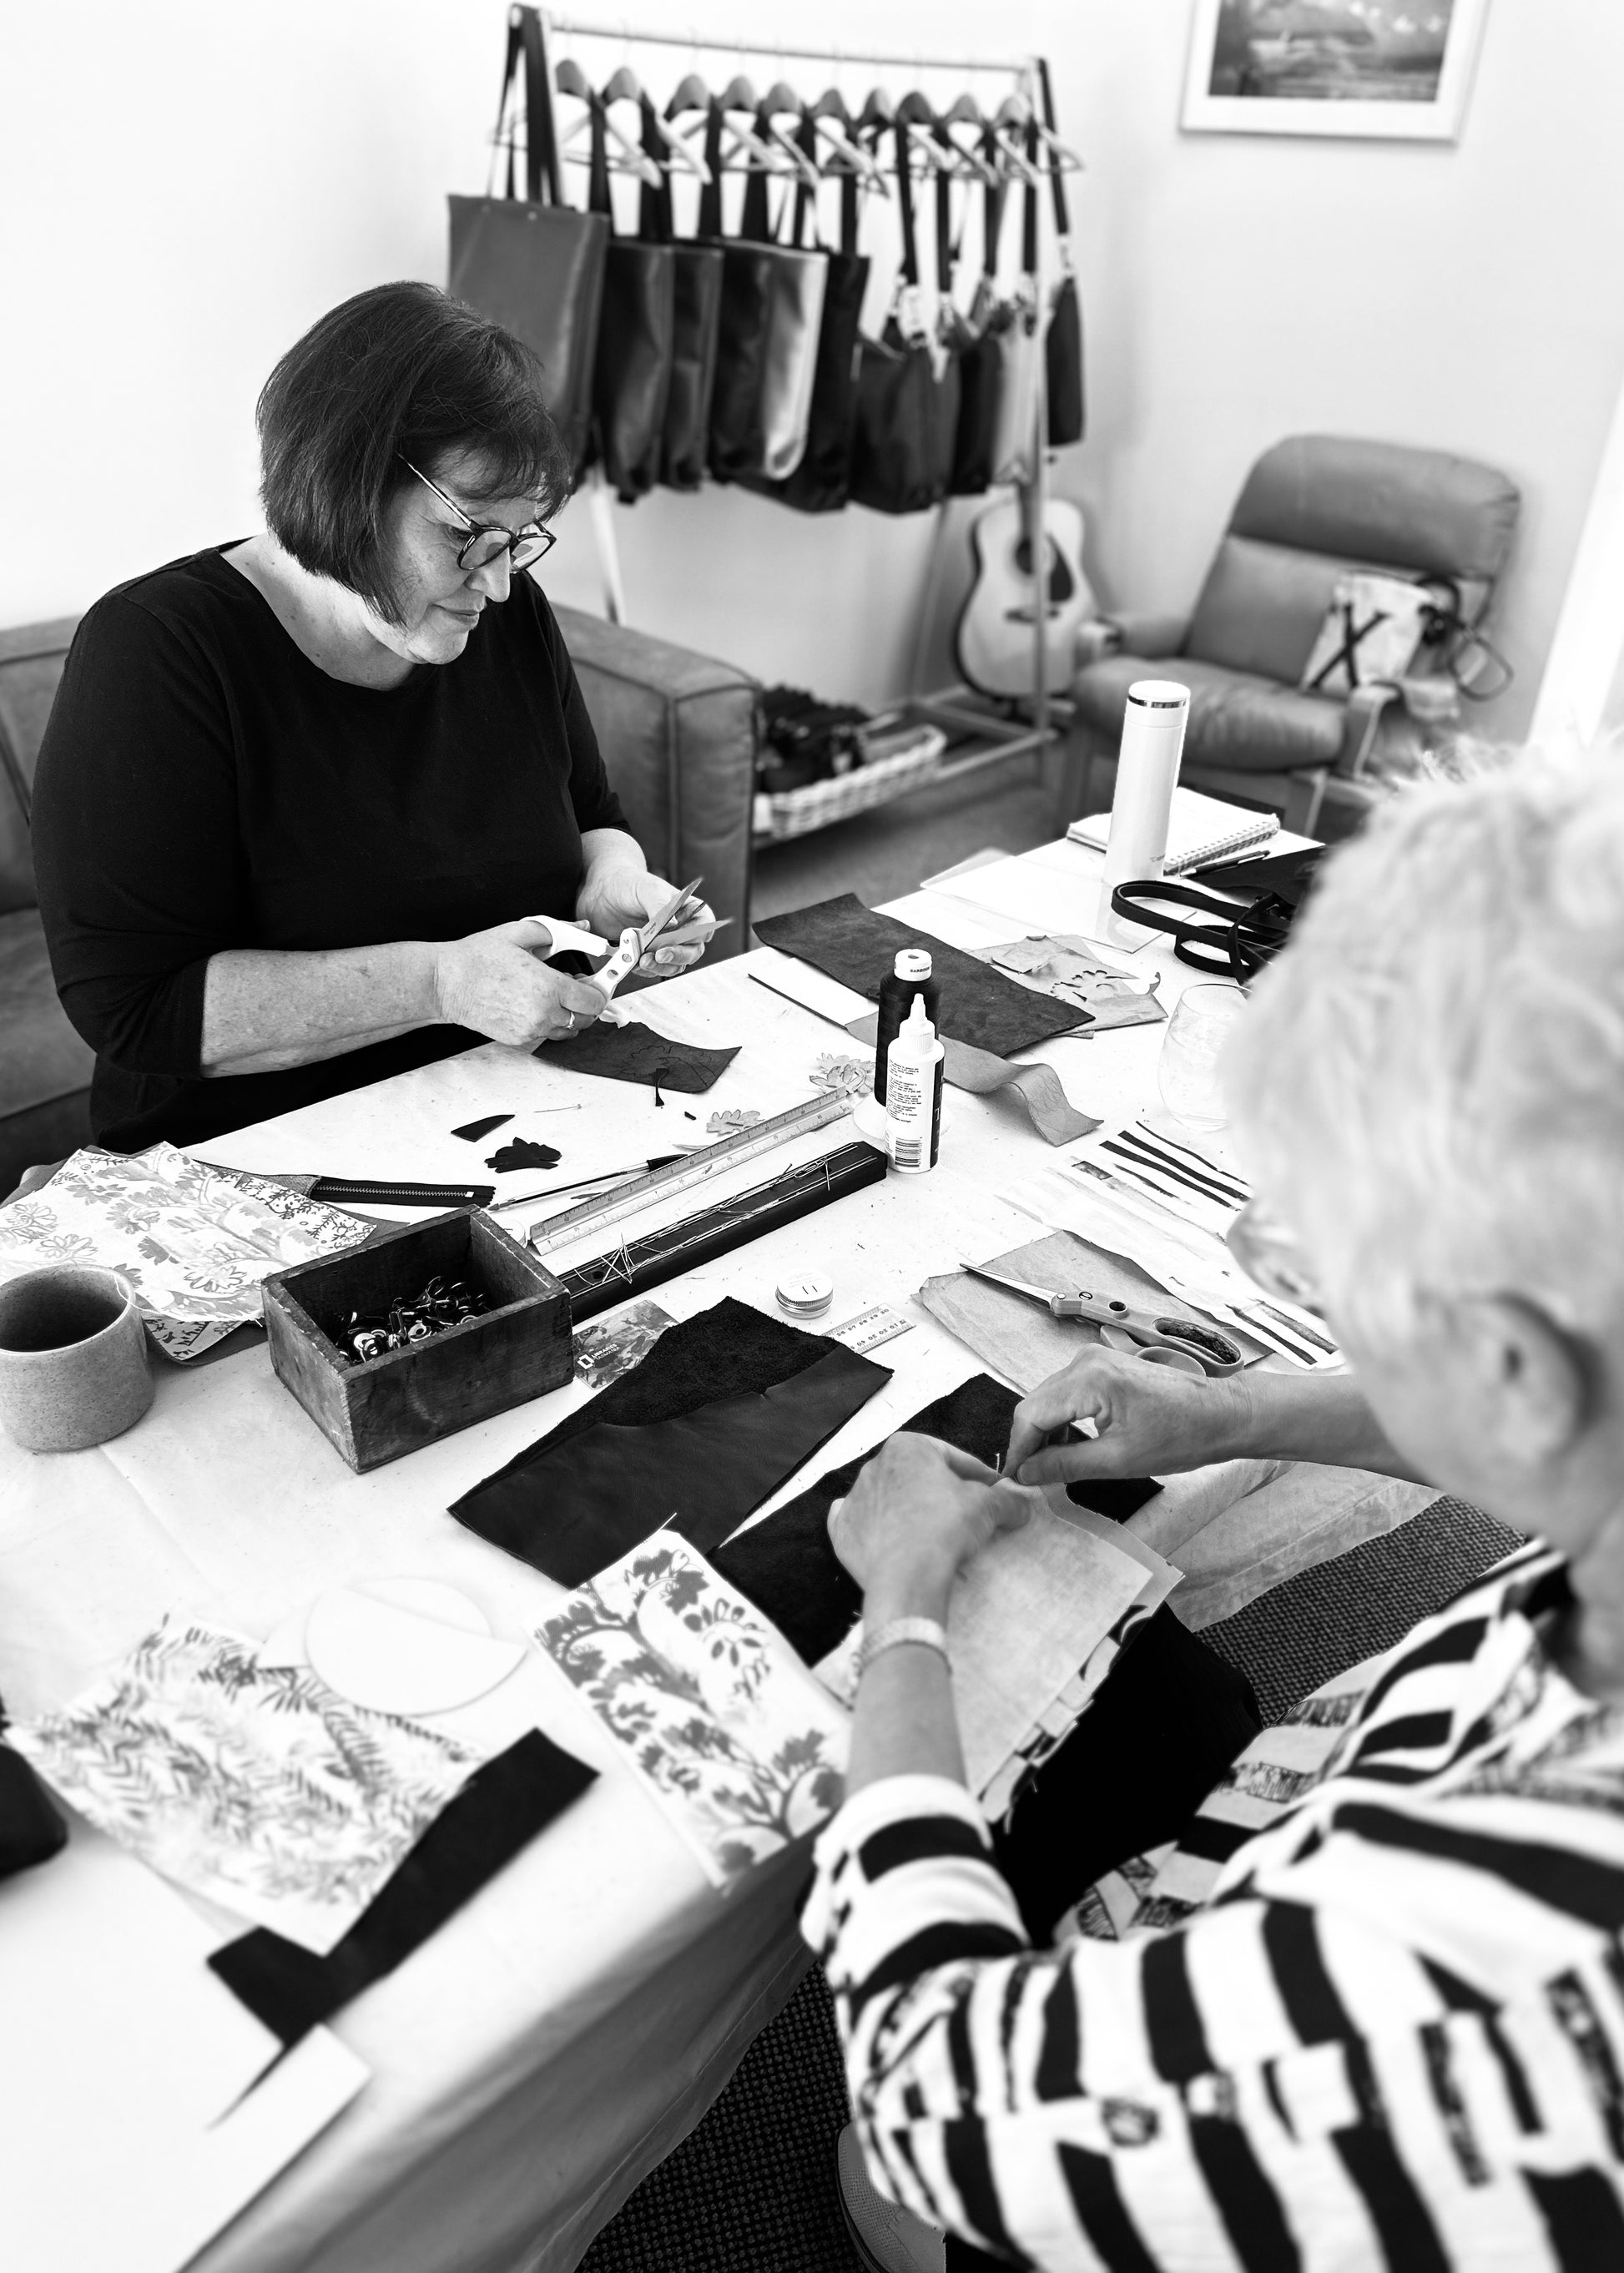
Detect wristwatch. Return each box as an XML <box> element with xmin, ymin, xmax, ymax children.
<box><xmin>856</xmin><ymin>1616</ymin><xmax>951</xmax><ymax>1681</ymax></box>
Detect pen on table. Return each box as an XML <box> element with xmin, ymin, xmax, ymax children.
<box><xmin>486</xmin><ymin>1156</ymin><xmax>682</xmax><ymax>1213</ymax></box>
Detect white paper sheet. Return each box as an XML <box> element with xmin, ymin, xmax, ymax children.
<box><xmin>0</xmin><ymin>1822</ymin><xmax>367</xmax><ymax>2273</ymax></box>
<box><xmin>537</xmin><ymin>1531</ymin><xmax>850</xmax><ymax>1888</ymax></box>
<box><xmin>10</xmin><ymin>1617</ymin><xmax>482</xmax><ymax>1952</ymax></box>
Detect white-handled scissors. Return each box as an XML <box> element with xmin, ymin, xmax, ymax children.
<box><xmin>593</xmin><ymin>875</ymin><xmax>709</xmax><ymax>1002</ymax></box>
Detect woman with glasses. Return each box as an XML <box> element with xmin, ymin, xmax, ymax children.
<box><xmin>30</xmin><ymin>281</ymin><xmax>711</xmax><ymax>1153</ymax></box>
<box><xmin>820</xmin><ymin>751</ymin><xmax>1624</xmax><ymax>2271</ymax></box>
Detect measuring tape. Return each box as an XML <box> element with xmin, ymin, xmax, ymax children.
<box><xmin>527</xmin><ymin>1089</ymin><xmax>857</xmax><ymax>1251</ymax></box>
<box><xmin>828</xmin><ymin>1304</ymin><xmax>915</xmax><ymax>1354</ymax></box>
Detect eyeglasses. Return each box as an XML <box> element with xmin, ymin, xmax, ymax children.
<box><xmin>399</xmin><ymin>458</ymin><xmax>556</xmax><ymax>573</ymax></box>
<box><xmin>1224</xmin><ymin>1197</ymin><xmax>1326</xmax><ymax>1319</ymax></box>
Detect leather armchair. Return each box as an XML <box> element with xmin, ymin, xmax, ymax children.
<box><xmin>1071</xmin><ymin>436</ymin><xmax>1521</xmax><ymax>833</ymax></box>
<box><xmin>0</xmin><ymin>607</ymin><xmax>756</xmax><ymax>1197</ymax></box>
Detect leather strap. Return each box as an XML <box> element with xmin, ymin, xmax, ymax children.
<box><xmin>1038</xmin><ymin>58</ymin><xmax>1071</xmax><ymax>240</ymax></box>
<box><xmin>698</xmin><ymin>99</ymin><xmax>724</xmax><ymax>239</ymax></box>
<box><xmin>934</xmin><ymin>134</ymin><xmax>954</xmax><ymax>296</ymax></box>
<box><xmin>981</xmin><ymin>128</ymin><xmax>1006</xmax><ymax>280</ymax></box>
<box><xmin>893</xmin><ymin>118</ymin><xmax>920</xmax><ymax>289</ymax></box>
<box><xmin>518</xmin><ymin>8</ymin><xmax>560</xmax><ymax>204</ymax></box>
<box><xmin>840</xmin><ymin>169</ymin><xmax>860</xmax><ymax>259</ymax></box>
<box><xmin>792</xmin><ymin>112</ymin><xmax>818</xmax><ymax>249</ymax></box>
<box><xmin>638</xmin><ymin>94</ymin><xmax>673</xmax><ymax>243</ymax></box>
<box><xmin>1021</xmin><ymin>117</ymin><xmax>1039</xmax><ymax>279</ymax></box>
<box><xmin>739</xmin><ymin>108</ymin><xmax>774</xmax><ymax>244</ymax></box>
<box><xmin>586</xmin><ymin>93</ymin><xmax>613</xmax><ymax>226</ymax></box>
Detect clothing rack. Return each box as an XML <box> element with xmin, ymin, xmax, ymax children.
<box><xmin>537</xmin><ymin>8</ymin><xmax>1062</xmax><ymax>778</ymax></box>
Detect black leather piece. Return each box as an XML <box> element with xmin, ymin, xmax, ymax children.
<box><xmin>209</xmin><ymin>1729</ymin><xmax>595</xmax><ymax>2046</ymax></box>
<box><xmin>450</xmin><ymin>1299</ymin><xmax>891</xmax><ymax>1585</ymax></box>
<box><xmin>661</xmin><ymin>246</ymin><xmax>725</xmax><ymax>490</ymax></box>
<box><xmin>754</xmin><ymin>894</ymin><xmax>1092</xmax><ymax>1057</ymax></box>
<box><xmin>714</xmin><ymin>1373</ymin><xmax>1159</xmax><ymax>1668</ymax></box>
<box><xmin>587</xmin><ymin>98</ymin><xmax>676</xmax><ymax>503</ymax></box>
<box><xmin>532</xmin><ymin>1021</ymin><xmax>739</xmax><ymax>1095</ymax></box>
<box><xmin>0</xmin><ymin>1737</ymin><xmax>67</xmax><ymax>1882</ymax></box>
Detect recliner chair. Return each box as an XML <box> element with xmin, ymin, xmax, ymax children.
<box><xmin>1069</xmin><ymin>435</ymin><xmax>1521</xmax><ymax>833</ymax></box>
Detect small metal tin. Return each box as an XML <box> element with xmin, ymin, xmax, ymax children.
<box><xmin>776</xmin><ymin>1270</ymin><xmax>834</xmax><ymax>1320</ymax></box>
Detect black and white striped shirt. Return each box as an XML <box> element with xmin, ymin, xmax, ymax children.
<box><xmin>804</xmin><ymin>1544</ymin><xmax>1624</xmax><ymax>2268</ymax></box>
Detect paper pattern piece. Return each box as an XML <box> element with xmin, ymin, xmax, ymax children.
<box><xmin>452</xmin><ymin>1113</ymin><xmax>513</xmax><ymax>1142</ymax></box>
<box><xmin>486</xmin><ymin>1138</ymin><xmax>562</xmax><ymax>1172</ymax></box>
<box><xmin>754</xmin><ymin>893</ymin><xmax>1092</xmax><ymax>1056</ymax></box>
<box><xmin>0</xmin><ymin>1142</ymin><xmax>370</xmax><ymax>1359</ymax></box>
<box><xmin>304</xmin><ymin>1587</ymin><xmax>527</xmax><ymax>1717</ymax></box>
<box><xmin>975</xmin><ymin>935</ymin><xmax>1166</xmax><ymax>1033</ymax></box>
<box><xmin>537</xmin><ymin>1532</ymin><xmax>849</xmax><ymax>1887</ymax></box>
<box><xmin>10</xmin><ymin>1618</ymin><xmax>482</xmax><ymax>1953</ymax></box>
<box><xmin>533</xmin><ymin>1019</ymin><xmax>740</xmax><ymax>1094</ymax></box>
<box><xmin>0</xmin><ymin>1823</ymin><xmax>369</xmax><ymax>2273</ymax></box>
<box><xmin>810</xmin><ymin>1051</ymin><xmax>872</xmax><ymax>1099</ymax></box>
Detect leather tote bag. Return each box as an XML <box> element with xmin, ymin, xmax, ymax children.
<box><xmin>986</xmin><ymin>127</ymin><xmax>1042</xmax><ymax>489</ymax></box>
<box><xmin>638</xmin><ymin>98</ymin><xmax>723</xmax><ymax>492</ymax></box>
<box><xmin>447</xmin><ymin>8</ymin><xmax>608</xmax><ymax>476</ymax></box>
<box><xmin>946</xmin><ymin>139</ymin><xmax>1002</xmax><ymax>498</ymax></box>
<box><xmin>1039</xmin><ymin>59</ymin><xmax>1085</xmax><ymax>447</ymax></box>
<box><xmin>585</xmin><ymin>95</ymin><xmax>675</xmax><ymax>501</ymax></box>
<box><xmin>849</xmin><ymin>122</ymin><xmax>961</xmax><ymax>517</ymax></box>
<box><xmin>741</xmin><ymin>127</ymin><xmax>870</xmax><ymax>514</ymax></box>
<box><xmin>704</xmin><ymin>108</ymin><xmax>827</xmax><ymax>485</ymax></box>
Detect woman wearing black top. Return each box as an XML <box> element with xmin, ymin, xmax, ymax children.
<box><xmin>32</xmin><ymin>282</ymin><xmax>712</xmax><ymax>1154</ymax></box>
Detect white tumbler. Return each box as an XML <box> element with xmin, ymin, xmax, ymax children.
<box><xmin>1097</xmin><ymin>679</ymin><xmax>1190</xmax><ymax>948</ymax></box>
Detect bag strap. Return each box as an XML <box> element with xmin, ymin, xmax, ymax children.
<box><xmin>932</xmin><ymin>130</ymin><xmax>956</xmax><ymax>297</ymax></box>
<box><xmin>1021</xmin><ymin>118</ymin><xmax>1039</xmax><ymax>280</ymax></box>
<box><xmin>638</xmin><ymin>94</ymin><xmax>673</xmax><ymax>242</ymax></box>
<box><xmin>586</xmin><ymin>93</ymin><xmax>615</xmax><ymax>232</ymax></box>
<box><xmin>518</xmin><ymin>8</ymin><xmax>561</xmax><ymax>205</ymax></box>
<box><xmin>739</xmin><ymin>108</ymin><xmax>774</xmax><ymax>244</ymax></box>
<box><xmin>791</xmin><ymin>113</ymin><xmax>819</xmax><ymax>249</ymax></box>
<box><xmin>698</xmin><ymin>99</ymin><xmax>725</xmax><ymax>238</ymax></box>
<box><xmin>981</xmin><ymin>128</ymin><xmax>1006</xmax><ymax>281</ymax></box>
<box><xmin>1037</xmin><ymin>59</ymin><xmax>1071</xmax><ymax>242</ymax></box>
<box><xmin>893</xmin><ymin>118</ymin><xmax>920</xmax><ymax>289</ymax></box>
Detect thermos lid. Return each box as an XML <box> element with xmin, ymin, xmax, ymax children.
<box><xmin>895</xmin><ymin>949</ymin><xmax>933</xmax><ymax>980</ymax></box>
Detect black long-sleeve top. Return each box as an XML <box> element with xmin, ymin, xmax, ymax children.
<box><xmin>31</xmin><ymin>547</ymin><xmax>626</xmax><ymax>1152</ymax></box>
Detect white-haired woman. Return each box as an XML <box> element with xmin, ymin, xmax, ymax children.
<box><xmin>817</xmin><ymin>752</ymin><xmax>1624</xmax><ymax>2271</ymax></box>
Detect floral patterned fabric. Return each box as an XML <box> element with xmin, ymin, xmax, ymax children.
<box><xmin>0</xmin><ymin>1143</ymin><xmax>371</xmax><ymax>1358</ymax></box>
<box><xmin>537</xmin><ymin>1532</ymin><xmax>849</xmax><ymax>1887</ymax></box>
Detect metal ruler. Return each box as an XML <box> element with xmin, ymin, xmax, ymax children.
<box><xmin>527</xmin><ymin>1089</ymin><xmax>856</xmax><ymax>1250</ymax></box>
<box><xmin>828</xmin><ymin>1303</ymin><xmax>915</xmax><ymax>1354</ymax></box>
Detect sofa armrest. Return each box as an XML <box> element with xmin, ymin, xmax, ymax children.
<box><xmin>1098</xmin><ymin>609</ymin><xmax>1190</xmax><ymax>662</ymax></box>
<box><xmin>554</xmin><ymin>606</ymin><xmax>758</xmax><ymax>960</ymax></box>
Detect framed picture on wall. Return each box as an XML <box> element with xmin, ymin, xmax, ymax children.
<box><xmin>1182</xmin><ymin>0</ymin><xmax>1490</xmax><ymax>140</ymax></box>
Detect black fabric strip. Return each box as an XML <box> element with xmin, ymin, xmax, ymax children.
<box><xmin>1140</xmin><ymin>1931</ymin><xmax>1215</xmax><ymax>2086</ymax></box>
<box><xmin>945</xmin><ymin>1991</ymin><xmax>979</xmax><ymax>2107</ymax></box>
<box><xmin>942</xmin><ymin>2114</ymin><xmax>1032</xmax><ymax>2267</ymax></box>
<box><xmin>1420</xmin><ymin>1953</ymin><xmax>1497</xmax><ymax>2013</ymax></box>
<box><xmin>849</xmin><ymin>1919</ymin><xmax>1026</xmax><ymax>2021</ymax></box>
<box><xmin>1350</xmin><ymin>1711</ymin><xmax>1455</xmax><ymax>1764</ymax></box>
<box><xmin>209</xmin><ymin>1730</ymin><xmax>595</xmax><ymax>2044</ymax></box>
<box><xmin>1262</xmin><ymin>2058</ymin><xmax>1294</xmax><ymax>2139</ymax></box>
<box><xmin>1330</xmin><ymin>2120</ymin><xmax>1450</xmax><ymax>2273</ymax></box>
<box><xmin>1035</xmin><ymin>1964</ymin><xmax>1081</xmax><ymax>2103</ymax></box>
<box><xmin>0</xmin><ymin>1741</ymin><xmax>66</xmax><ymax>1882</ymax></box>
<box><xmin>1328</xmin><ymin>1802</ymin><xmax>1624</xmax><ymax>1930</ymax></box>
<box><xmin>1174</xmin><ymin>1812</ymin><xmax>1257</xmax><ymax>1865</ymax></box>
<box><xmin>1262</xmin><ymin>1903</ymin><xmax>1354</xmax><ymax>2045</ymax></box>
<box><xmin>1357</xmin><ymin>1618</ymin><xmax>1489</xmax><ymax>1724</ymax></box>
<box><xmin>1546</xmin><ymin>1969</ymin><xmax>1624</xmax><ymax>2157</ymax></box>
<box><xmin>1419</xmin><ymin>2020</ymin><xmax>1489</xmax><ymax>2184</ymax></box>
<box><xmin>1057</xmin><ymin>2141</ymin><xmax>1160</xmax><ymax>2273</ymax></box>
<box><xmin>1188</xmin><ymin>2113</ymin><xmax>1303</xmax><ymax>2273</ymax></box>
<box><xmin>1525</xmin><ymin>2167</ymin><xmax>1624</xmax><ymax>2271</ymax></box>
<box><xmin>860</xmin><ymin>1816</ymin><xmax>991</xmax><ymax>1882</ymax></box>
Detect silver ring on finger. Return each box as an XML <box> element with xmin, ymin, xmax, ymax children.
<box><xmin>564</xmin><ymin>1010</ymin><xmax>577</xmax><ymax>1031</ymax></box>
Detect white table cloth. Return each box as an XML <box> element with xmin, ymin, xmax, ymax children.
<box><xmin>0</xmin><ymin>839</ymin><xmax>1425</xmax><ymax>2273</ymax></box>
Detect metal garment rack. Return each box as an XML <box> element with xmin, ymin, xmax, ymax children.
<box><xmin>540</xmin><ymin>11</ymin><xmax>1062</xmax><ymax>807</ymax></box>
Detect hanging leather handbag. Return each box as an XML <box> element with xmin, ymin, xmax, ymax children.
<box><xmin>585</xmin><ymin>95</ymin><xmax>675</xmax><ymax>502</ymax></box>
<box><xmin>638</xmin><ymin>98</ymin><xmax>723</xmax><ymax>492</ymax></box>
<box><xmin>986</xmin><ymin>123</ymin><xmax>1042</xmax><ymax>488</ymax></box>
<box><xmin>849</xmin><ymin>120</ymin><xmax>961</xmax><ymax>517</ymax></box>
<box><xmin>1038</xmin><ymin>58</ymin><xmax>1084</xmax><ymax>447</ymax></box>
<box><xmin>947</xmin><ymin>135</ymin><xmax>1005</xmax><ymax>497</ymax></box>
<box><xmin>705</xmin><ymin>108</ymin><xmax>827</xmax><ymax>484</ymax></box>
<box><xmin>447</xmin><ymin>8</ymin><xmax>608</xmax><ymax>476</ymax></box>
<box><xmin>740</xmin><ymin>121</ymin><xmax>870</xmax><ymax>513</ymax></box>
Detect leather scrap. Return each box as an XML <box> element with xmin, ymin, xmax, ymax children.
<box><xmin>533</xmin><ymin>1020</ymin><xmax>739</xmax><ymax>1095</ymax></box>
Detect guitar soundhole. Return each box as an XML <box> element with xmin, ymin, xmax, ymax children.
<box><xmin>1012</xmin><ymin>534</ymin><xmax>1076</xmax><ymax>603</ymax></box>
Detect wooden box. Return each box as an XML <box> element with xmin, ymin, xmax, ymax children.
<box><xmin>262</xmin><ymin>1207</ymin><xmax>572</xmax><ymax>1472</ymax></box>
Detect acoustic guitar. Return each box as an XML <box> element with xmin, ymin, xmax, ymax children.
<box><xmin>952</xmin><ymin>496</ymin><xmax>1096</xmax><ymax>700</ymax></box>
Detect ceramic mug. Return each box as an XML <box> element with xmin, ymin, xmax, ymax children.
<box><xmin>0</xmin><ymin>1266</ymin><xmax>154</xmax><ymax>1452</ymax></box>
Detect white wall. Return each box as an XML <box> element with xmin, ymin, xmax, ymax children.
<box><xmin>3</xmin><ymin>0</ymin><xmax>1621</xmax><ymax>737</ymax></box>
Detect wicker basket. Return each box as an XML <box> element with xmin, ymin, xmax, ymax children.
<box><xmin>753</xmin><ymin>726</ymin><xmax>948</xmax><ymax>843</ymax></box>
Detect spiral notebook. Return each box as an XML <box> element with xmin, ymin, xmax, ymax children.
<box><xmin>1067</xmin><ymin>788</ymin><xmax>1279</xmax><ymax>874</ymax></box>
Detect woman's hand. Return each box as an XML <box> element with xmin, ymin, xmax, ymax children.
<box><xmin>432</xmin><ymin>919</ymin><xmax>608</xmax><ymax>1048</ymax></box>
<box><xmin>577</xmin><ymin>864</ymin><xmax>717</xmax><ymax>975</ymax></box>
<box><xmin>829</xmin><ymin>1434</ymin><xmax>1034</xmax><ymax>1619</ymax></box>
<box><xmin>1006</xmin><ymin>1347</ymin><xmax>1251</xmax><ymax>1488</ymax></box>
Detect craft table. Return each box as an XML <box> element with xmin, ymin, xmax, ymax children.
<box><xmin>0</xmin><ymin>834</ymin><xmax>1420</xmax><ymax>2273</ymax></box>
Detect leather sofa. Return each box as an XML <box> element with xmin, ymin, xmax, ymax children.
<box><xmin>0</xmin><ymin>604</ymin><xmax>756</xmax><ymax>1196</ymax></box>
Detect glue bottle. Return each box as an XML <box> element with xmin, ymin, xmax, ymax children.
<box><xmin>873</xmin><ymin>948</ymin><xmax>939</xmax><ymax>1106</ymax></box>
<box><xmin>885</xmin><ymin>995</ymin><xmax>944</xmax><ymax>1174</ymax></box>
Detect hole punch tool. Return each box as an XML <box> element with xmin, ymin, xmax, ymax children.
<box><xmin>960</xmin><ymin>1261</ymin><xmax>1245</xmax><ymax>1377</ymax></box>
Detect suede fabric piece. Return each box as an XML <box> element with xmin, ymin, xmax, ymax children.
<box><xmin>532</xmin><ymin>1021</ymin><xmax>739</xmax><ymax>1094</ymax></box>
<box><xmin>754</xmin><ymin>894</ymin><xmax>1092</xmax><ymax>1056</ymax></box>
<box><xmin>486</xmin><ymin>1139</ymin><xmax>561</xmax><ymax>1172</ymax></box>
<box><xmin>0</xmin><ymin>1738</ymin><xmax>67</xmax><ymax>1882</ymax></box>
<box><xmin>449</xmin><ymin>1299</ymin><xmax>891</xmax><ymax>1584</ymax></box>
<box><xmin>712</xmin><ymin>1373</ymin><xmax>1159</xmax><ymax>1667</ymax></box>
<box><xmin>451</xmin><ymin>1113</ymin><xmax>513</xmax><ymax>1143</ymax></box>
<box><xmin>209</xmin><ymin>1729</ymin><xmax>595</xmax><ymax>2046</ymax></box>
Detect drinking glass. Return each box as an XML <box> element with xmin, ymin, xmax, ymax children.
<box><xmin>1157</xmin><ymin>984</ymin><xmax>1247</xmax><ymax>1133</ymax></box>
